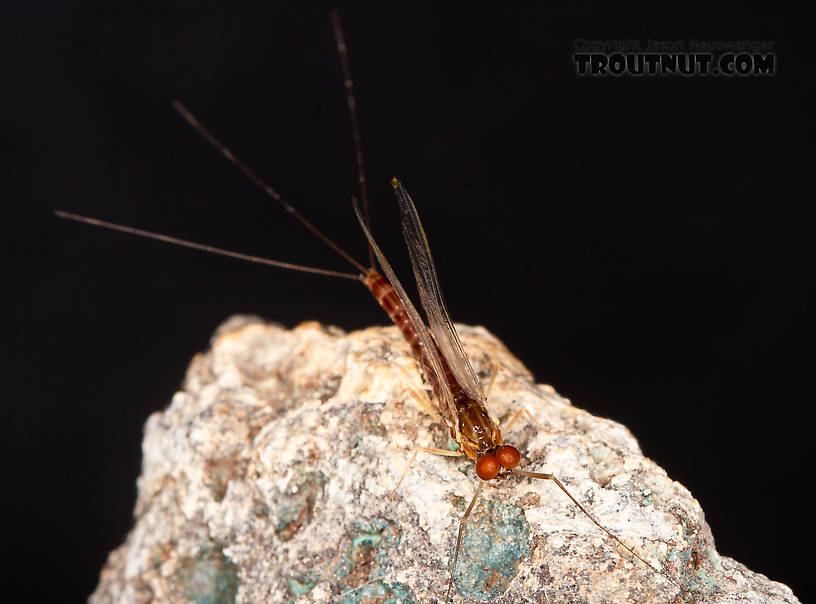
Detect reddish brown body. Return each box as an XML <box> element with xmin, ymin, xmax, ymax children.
<box><xmin>364</xmin><ymin>270</ymin><xmax>508</xmax><ymax>470</ymax></box>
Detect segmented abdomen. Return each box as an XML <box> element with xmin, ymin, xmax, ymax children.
<box><xmin>364</xmin><ymin>270</ymin><xmax>465</xmax><ymax>406</ymax></box>
<box><xmin>364</xmin><ymin>269</ymin><xmax>499</xmax><ymax>456</ymax></box>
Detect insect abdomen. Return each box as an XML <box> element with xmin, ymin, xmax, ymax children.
<box><xmin>364</xmin><ymin>270</ymin><xmax>498</xmax><ymax>456</ymax></box>
<box><xmin>365</xmin><ymin>270</ymin><xmax>427</xmax><ymax>360</ymax></box>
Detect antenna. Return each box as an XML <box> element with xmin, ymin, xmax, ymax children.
<box><xmin>172</xmin><ymin>101</ymin><xmax>368</xmax><ymax>274</ymax></box>
<box><xmin>330</xmin><ymin>10</ymin><xmax>375</xmax><ymax>268</ymax></box>
<box><xmin>54</xmin><ymin>210</ymin><xmax>362</xmax><ymax>281</ymax></box>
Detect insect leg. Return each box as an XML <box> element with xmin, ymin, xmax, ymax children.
<box><xmin>332</xmin><ymin>578</ymin><xmax>381</xmax><ymax>603</ymax></box>
<box><xmin>389</xmin><ymin>446</ymin><xmax>464</xmax><ymax>498</ymax></box>
<box><xmin>513</xmin><ymin>469</ymin><xmax>673</xmax><ymax>584</ymax></box>
<box><xmin>445</xmin><ymin>480</ymin><xmax>486</xmax><ymax>604</ymax></box>
<box><xmin>405</xmin><ymin>387</ymin><xmax>442</xmax><ymax>421</ymax></box>
<box><xmin>484</xmin><ymin>362</ymin><xmax>500</xmax><ymax>398</ymax></box>
<box><xmin>500</xmin><ymin>407</ymin><xmax>543</xmax><ymax>434</ymax></box>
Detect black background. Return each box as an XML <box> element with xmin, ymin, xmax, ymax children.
<box><xmin>6</xmin><ymin>1</ymin><xmax>812</xmax><ymax>602</ymax></box>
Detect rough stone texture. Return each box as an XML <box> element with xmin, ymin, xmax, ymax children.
<box><xmin>91</xmin><ymin>316</ymin><xmax>800</xmax><ymax>604</ymax></box>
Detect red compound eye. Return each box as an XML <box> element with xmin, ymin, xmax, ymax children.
<box><xmin>476</xmin><ymin>452</ymin><xmax>500</xmax><ymax>480</ymax></box>
<box><xmin>496</xmin><ymin>445</ymin><xmax>521</xmax><ymax>469</ymax></box>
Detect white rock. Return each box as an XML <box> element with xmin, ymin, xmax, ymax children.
<box><xmin>90</xmin><ymin>316</ymin><xmax>800</xmax><ymax>603</ymax></box>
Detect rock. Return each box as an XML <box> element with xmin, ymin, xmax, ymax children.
<box><xmin>90</xmin><ymin>316</ymin><xmax>800</xmax><ymax>603</ymax></box>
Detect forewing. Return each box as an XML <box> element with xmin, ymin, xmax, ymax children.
<box><xmin>352</xmin><ymin>200</ymin><xmax>461</xmax><ymax>437</ymax></box>
<box><xmin>391</xmin><ymin>180</ymin><xmax>486</xmax><ymax>404</ymax></box>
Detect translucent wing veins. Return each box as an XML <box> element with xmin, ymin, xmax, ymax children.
<box><xmin>391</xmin><ymin>180</ymin><xmax>487</xmax><ymax>405</ymax></box>
<box><xmin>352</xmin><ymin>200</ymin><xmax>461</xmax><ymax>440</ymax></box>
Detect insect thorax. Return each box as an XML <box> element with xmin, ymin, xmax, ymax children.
<box><xmin>455</xmin><ymin>397</ymin><xmax>501</xmax><ymax>459</ymax></box>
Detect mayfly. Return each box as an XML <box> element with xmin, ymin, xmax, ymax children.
<box><xmin>56</xmin><ymin>12</ymin><xmax>672</xmax><ymax>601</ymax></box>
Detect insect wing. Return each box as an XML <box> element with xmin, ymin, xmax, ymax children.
<box><xmin>391</xmin><ymin>180</ymin><xmax>486</xmax><ymax>405</ymax></box>
<box><xmin>352</xmin><ymin>201</ymin><xmax>461</xmax><ymax>439</ymax></box>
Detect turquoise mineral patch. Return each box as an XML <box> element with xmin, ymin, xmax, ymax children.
<box><xmin>333</xmin><ymin>518</ymin><xmax>401</xmax><ymax>591</ymax></box>
<box><xmin>334</xmin><ymin>580</ymin><xmax>418</xmax><ymax>604</ymax></box>
<box><xmin>275</xmin><ymin>471</ymin><xmax>326</xmax><ymax>541</ymax></box>
<box><xmin>177</xmin><ymin>543</ymin><xmax>239</xmax><ymax>604</ymax></box>
<box><xmin>453</xmin><ymin>499</ymin><xmax>529</xmax><ymax>600</ymax></box>
<box><xmin>285</xmin><ymin>572</ymin><xmax>318</xmax><ymax>602</ymax></box>
<box><xmin>667</xmin><ymin>544</ymin><xmax>724</xmax><ymax>599</ymax></box>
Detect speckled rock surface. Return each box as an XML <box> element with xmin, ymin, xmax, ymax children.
<box><xmin>90</xmin><ymin>316</ymin><xmax>800</xmax><ymax>604</ymax></box>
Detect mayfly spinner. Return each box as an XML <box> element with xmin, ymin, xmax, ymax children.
<box><xmin>56</xmin><ymin>11</ymin><xmax>673</xmax><ymax>602</ymax></box>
